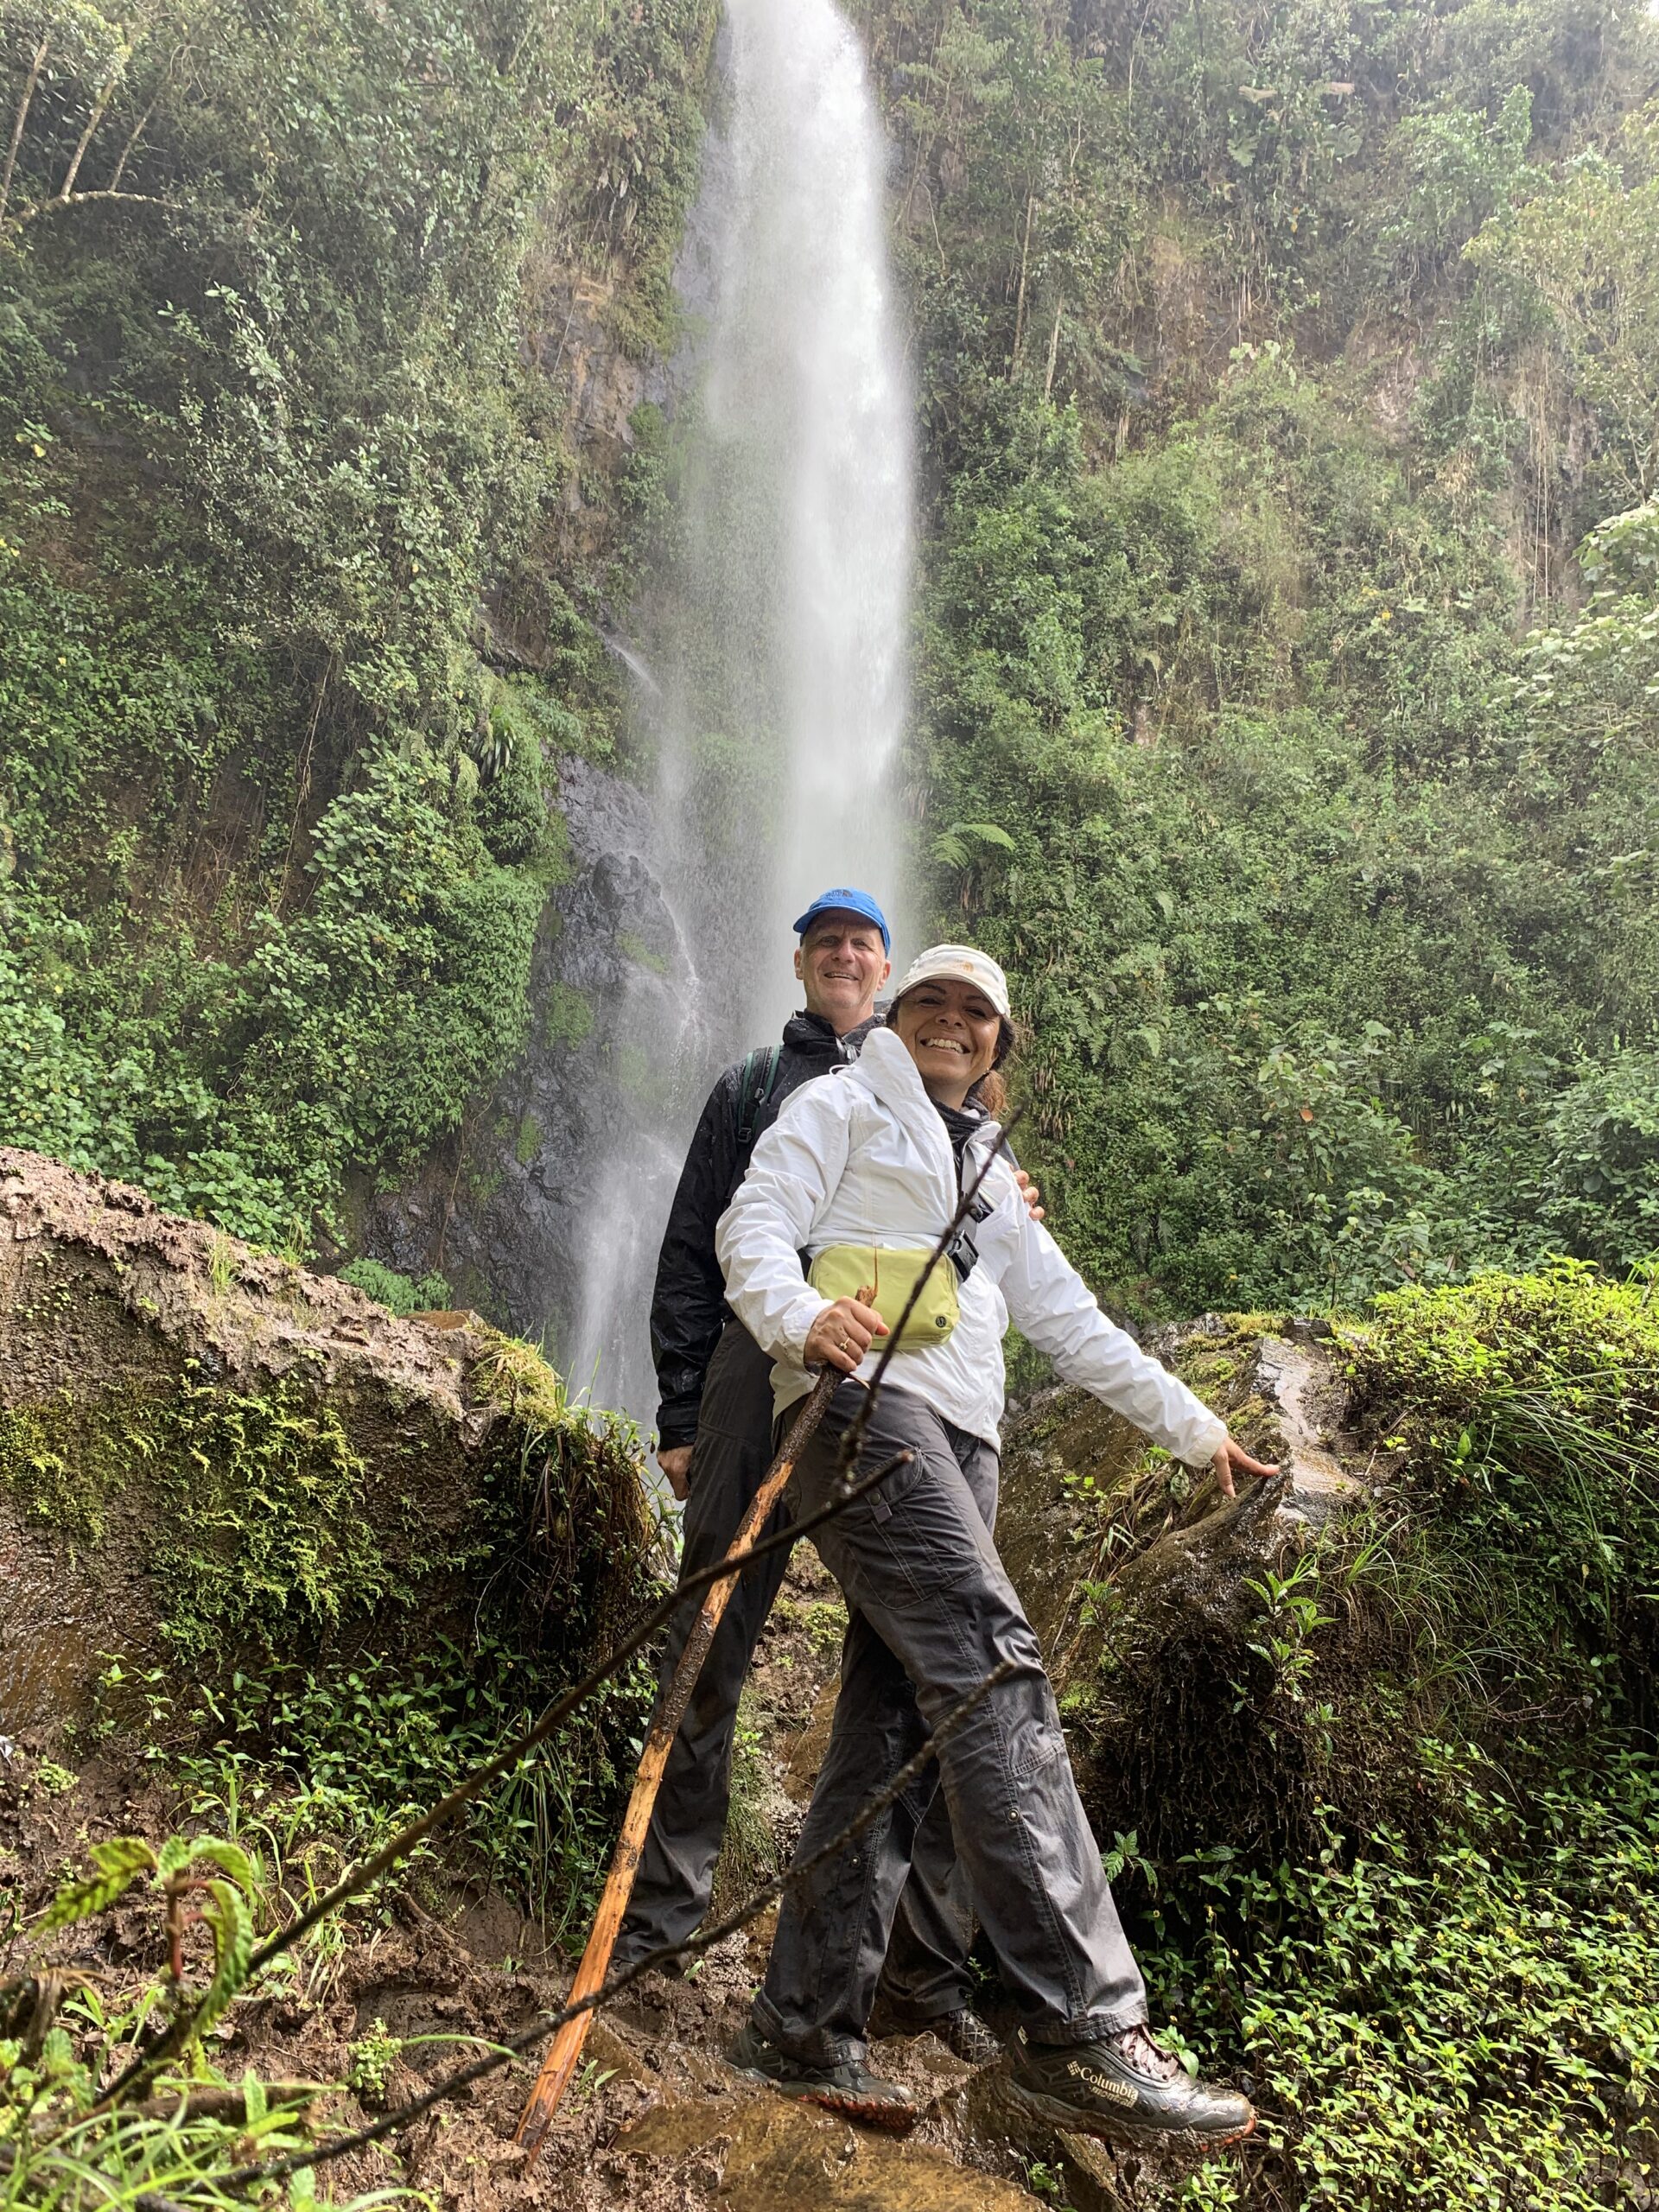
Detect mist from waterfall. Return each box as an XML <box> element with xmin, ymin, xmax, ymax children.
<box><xmin>564</xmin><ymin>0</ymin><xmax>915</xmax><ymax>1434</ymax></box>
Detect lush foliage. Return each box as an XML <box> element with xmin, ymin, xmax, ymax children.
<box><xmin>1149</xmin><ymin>1760</ymin><xmax>1658</xmax><ymax>2211</ymax></box>
<box><xmin>122</xmin><ymin>1630</ymin><xmax>657</xmax><ymax>1943</ymax></box>
<box><xmin>0</xmin><ymin>0</ymin><xmax>713</xmax><ymax>1254</ymax></box>
<box><xmin>1057</xmin><ymin>1268</ymin><xmax>1659</xmax><ymax>2209</ymax></box>
<box><xmin>851</xmin><ymin>0</ymin><xmax>1659</xmax><ymax>1320</ymax></box>
<box><xmin>1348</xmin><ymin>1260</ymin><xmax>1659</xmax><ymax>1713</ymax></box>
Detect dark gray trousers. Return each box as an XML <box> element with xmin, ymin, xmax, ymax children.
<box><xmin>618</xmin><ymin>1322</ymin><xmax>974</xmax><ymax>2018</ymax></box>
<box><xmin>754</xmin><ymin>1382</ymin><xmax>1148</xmax><ymax>2066</ymax></box>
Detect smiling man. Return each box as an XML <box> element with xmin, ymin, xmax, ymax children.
<box><xmin>614</xmin><ymin>892</ymin><xmax>1003</xmax><ymax>2060</ymax></box>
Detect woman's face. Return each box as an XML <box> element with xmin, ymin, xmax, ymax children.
<box><xmin>893</xmin><ymin>978</ymin><xmax>1002</xmax><ymax>1108</ymax></box>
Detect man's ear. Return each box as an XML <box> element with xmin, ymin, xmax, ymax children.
<box><xmin>793</xmin><ymin>945</ymin><xmax>806</xmax><ymax>982</ymax></box>
<box><xmin>879</xmin><ymin>959</ymin><xmax>892</xmax><ymax>988</ymax></box>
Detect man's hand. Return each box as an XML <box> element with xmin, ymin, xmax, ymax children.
<box><xmin>1211</xmin><ymin>1434</ymin><xmax>1281</xmax><ymax>1500</ymax></box>
<box><xmin>658</xmin><ymin>1444</ymin><xmax>695</xmax><ymax>1502</ymax></box>
<box><xmin>803</xmin><ymin>1292</ymin><xmax>888</xmax><ymax>1375</ymax></box>
<box><xmin>1014</xmin><ymin>1167</ymin><xmax>1045</xmax><ymax>1223</ymax></box>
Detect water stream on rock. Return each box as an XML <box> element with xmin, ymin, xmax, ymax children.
<box><xmin>563</xmin><ymin>0</ymin><xmax>916</xmax><ymax>1433</ymax></box>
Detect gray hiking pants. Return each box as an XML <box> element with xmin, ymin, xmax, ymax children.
<box><xmin>754</xmin><ymin>1381</ymin><xmax>1148</xmax><ymax>2066</ymax></box>
<box><xmin>618</xmin><ymin>1322</ymin><xmax>974</xmax><ymax>2018</ymax></box>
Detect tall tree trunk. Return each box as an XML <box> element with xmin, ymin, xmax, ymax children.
<box><xmin>1</xmin><ymin>35</ymin><xmax>51</xmax><ymax>226</ymax></box>
<box><xmin>1011</xmin><ymin>190</ymin><xmax>1035</xmax><ymax>371</ymax></box>
<box><xmin>60</xmin><ymin>75</ymin><xmax>118</xmax><ymax>202</ymax></box>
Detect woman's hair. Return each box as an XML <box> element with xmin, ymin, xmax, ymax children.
<box><xmin>887</xmin><ymin>995</ymin><xmax>1019</xmax><ymax>1117</ymax></box>
<box><xmin>969</xmin><ymin>1019</ymin><xmax>1018</xmax><ymax>1117</ymax></box>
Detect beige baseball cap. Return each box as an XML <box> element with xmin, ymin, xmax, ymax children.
<box><xmin>891</xmin><ymin>943</ymin><xmax>1012</xmax><ymax>1023</ymax></box>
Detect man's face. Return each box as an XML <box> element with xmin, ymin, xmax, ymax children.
<box><xmin>794</xmin><ymin>912</ymin><xmax>891</xmax><ymax>1033</ymax></box>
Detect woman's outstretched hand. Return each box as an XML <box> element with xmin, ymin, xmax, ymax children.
<box><xmin>1211</xmin><ymin>1434</ymin><xmax>1281</xmax><ymax>1499</ymax></box>
<box><xmin>804</xmin><ymin>1288</ymin><xmax>888</xmax><ymax>1375</ymax></box>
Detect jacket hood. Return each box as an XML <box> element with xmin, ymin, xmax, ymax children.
<box><xmin>854</xmin><ymin>1027</ymin><xmax>1004</xmax><ymax>1154</ymax></box>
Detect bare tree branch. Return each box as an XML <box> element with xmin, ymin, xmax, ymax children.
<box><xmin>59</xmin><ymin>68</ymin><xmax>119</xmax><ymax>202</ymax></box>
<box><xmin>4</xmin><ymin>187</ymin><xmax>173</xmax><ymax>232</ymax></box>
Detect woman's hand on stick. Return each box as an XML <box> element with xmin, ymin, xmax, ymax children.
<box><xmin>804</xmin><ymin>1287</ymin><xmax>887</xmax><ymax>1375</ymax></box>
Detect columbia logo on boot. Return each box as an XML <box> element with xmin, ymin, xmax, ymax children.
<box><xmin>1065</xmin><ymin>2062</ymin><xmax>1137</xmax><ymax>2107</ymax></box>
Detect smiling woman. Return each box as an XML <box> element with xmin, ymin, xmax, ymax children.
<box><xmin>887</xmin><ymin>942</ymin><xmax>1014</xmax><ymax>1112</ymax></box>
<box><xmin>715</xmin><ymin>941</ymin><xmax>1275</xmax><ymax>2139</ymax></box>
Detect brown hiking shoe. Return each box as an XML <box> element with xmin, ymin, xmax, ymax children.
<box><xmin>868</xmin><ymin>1995</ymin><xmax>1001</xmax><ymax>2068</ymax></box>
<box><xmin>1007</xmin><ymin>2021</ymin><xmax>1255</xmax><ymax>2152</ymax></box>
<box><xmin>728</xmin><ymin>2020</ymin><xmax>918</xmax><ymax>2133</ymax></box>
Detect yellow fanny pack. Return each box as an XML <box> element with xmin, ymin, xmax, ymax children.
<box><xmin>807</xmin><ymin>1243</ymin><xmax>960</xmax><ymax>1351</ymax></box>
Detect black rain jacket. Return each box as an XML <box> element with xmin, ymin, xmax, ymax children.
<box><xmin>651</xmin><ymin>1009</ymin><xmax>880</xmax><ymax>1447</ymax></box>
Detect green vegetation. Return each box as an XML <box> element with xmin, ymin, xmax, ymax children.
<box><xmin>543</xmin><ymin>979</ymin><xmax>596</xmax><ymax>1050</ymax></box>
<box><xmin>1049</xmin><ymin>1266</ymin><xmax>1659</xmax><ymax>2207</ymax></box>
<box><xmin>336</xmin><ymin>1256</ymin><xmax>453</xmax><ymax>1316</ymax></box>
<box><xmin>130</xmin><ymin>1630</ymin><xmax>656</xmax><ymax>1942</ymax></box>
<box><xmin>855</xmin><ymin>19</ymin><xmax>1659</xmax><ymax>2177</ymax></box>
<box><xmin>1</xmin><ymin>1344</ymin><xmax>639</xmax><ymax>1662</ymax></box>
<box><xmin>1149</xmin><ymin>1764</ymin><xmax>1657</xmax><ymax>2210</ymax></box>
<box><xmin>0</xmin><ymin>0</ymin><xmax>715</xmax><ymax>1254</ymax></box>
<box><xmin>852</xmin><ymin>0</ymin><xmax>1659</xmax><ymax>1319</ymax></box>
<box><xmin>7</xmin><ymin>1</ymin><xmax>1659</xmax><ymax>2205</ymax></box>
<box><xmin>0</xmin><ymin>1816</ymin><xmax>511</xmax><ymax>2212</ymax></box>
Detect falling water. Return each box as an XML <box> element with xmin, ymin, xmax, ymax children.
<box><xmin>565</xmin><ymin>0</ymin><xmax>915</xmax><ymax>1433</ymax></box>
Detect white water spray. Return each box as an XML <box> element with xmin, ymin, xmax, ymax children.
<box><xmin>567</xmin><ymin>0</ymin><xmax>914</xmax><ymax>1429</ymax></box>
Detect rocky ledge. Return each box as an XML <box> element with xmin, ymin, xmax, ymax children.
<box><xmin>0</xmin><ymin>1147</ymin><xmax>651</xmax><ymax>1743</ymax></box>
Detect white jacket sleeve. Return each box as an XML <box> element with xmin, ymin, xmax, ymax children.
<box><xmin>1000</xmin><ymin>1206</ymin><xmax>1227</xmax><ymax>1467</ymax></box>
<box><xmin>715</xmin><ymin>1079</ymin><xmax>852</xmax><ymax>1365</ymax></box>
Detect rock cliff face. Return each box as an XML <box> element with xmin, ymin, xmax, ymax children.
<box><xmin>365</xmin><ymin>752</ymin><xmax>695</xmax><ymax>1365</ymax></box>
<box><xmin>0</xmin><ymin>1148</ymin><xmax>652</xmax><ymax>1744</ymax></box>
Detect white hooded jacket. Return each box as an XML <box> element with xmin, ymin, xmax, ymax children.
<box><xmin>715</xmin><ymin>1027</ymin><xmax>1227</xmax><ymax>1465</ymax></box>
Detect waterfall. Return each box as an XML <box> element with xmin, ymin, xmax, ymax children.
<box><xmin>565</xmin><ymin>0</ymin><xmax>915</xmax><ymax>1433</ymax></box>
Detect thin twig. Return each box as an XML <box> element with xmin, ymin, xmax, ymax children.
<box><xmin>220</xmin><ymin>1659</ymin><xmax>1017</xmax><ymax>2186</ymax></box>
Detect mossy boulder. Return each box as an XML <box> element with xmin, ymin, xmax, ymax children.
<box><xmin>0</xmin><ymin>1147</ymin><xmax>652</xmax><ymax>1744</ymax></box>
<box><xmin>997</xmin><ymin>1317</ymin><xmax>1377</xmax><ymax>1866</ymax></box>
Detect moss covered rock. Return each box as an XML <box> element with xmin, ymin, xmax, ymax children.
<box><xmin>0</xmin><ymin>1147</ymin><xmax>652</xmax><ymax>1742</ymax></box>
<box><xmin>997</xmin><ymin>1317</ymin><xmax>1376</xmax><ymax>1866</ymax></box>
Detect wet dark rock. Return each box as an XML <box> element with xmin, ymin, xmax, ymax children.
<box><xmin>366</xmin><ymin>752</ymin><xmax>702</xmax><ymax>1375</ymax></box>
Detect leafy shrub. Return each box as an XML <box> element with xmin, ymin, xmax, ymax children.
<box><xmin>1348</xmin><ymin>1262</ymin><xmax>1659</xmax><ymax>1711</ymax></box>
<box><xmin>1147</xmin><ymin>1762</ymin><xmax>1659</xmax><ymax>2211</ymax></box>
<box><xmin>338</xmin><ymin>1257</ymin><xmax>454</xmax><ymax>1317</ymax></box>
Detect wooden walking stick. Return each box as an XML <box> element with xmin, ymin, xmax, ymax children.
<box><xmin>515</xmin><ymin>1356</ymin><xmax>849</xmax><ymax>2155</ymax></box>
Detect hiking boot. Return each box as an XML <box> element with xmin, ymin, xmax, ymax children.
<box><xmin>728</xmin><ymin>2019</ymin><xmax>918</xmax><ymax>2133</ymax></box>
<box><xmin>1006</xmin><ymin>2022</ymin><xmax>1255</xmax><ymax>2152</ymax></box>
<box><xmin>868</xmin><ymin>1995</ymin><xmax>1001</xmax><ymax>2068</ymax></box>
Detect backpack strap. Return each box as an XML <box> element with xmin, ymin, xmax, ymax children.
<box><xmin>734</xmin><ymin>1044</ymin><xmax>784</xmax><ymax>1160</ymax></box>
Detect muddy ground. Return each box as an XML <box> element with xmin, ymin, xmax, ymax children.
<box><xmin>2</xmin><ymin>1541</ymin><xmax>1217</xmax><ymax>2212</ymax></box>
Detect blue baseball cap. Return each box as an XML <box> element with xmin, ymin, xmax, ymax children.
<box><xmin>792</xmin><ymin>887</ymin><xmax>891</xmax><ymax>954</ymax></box>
